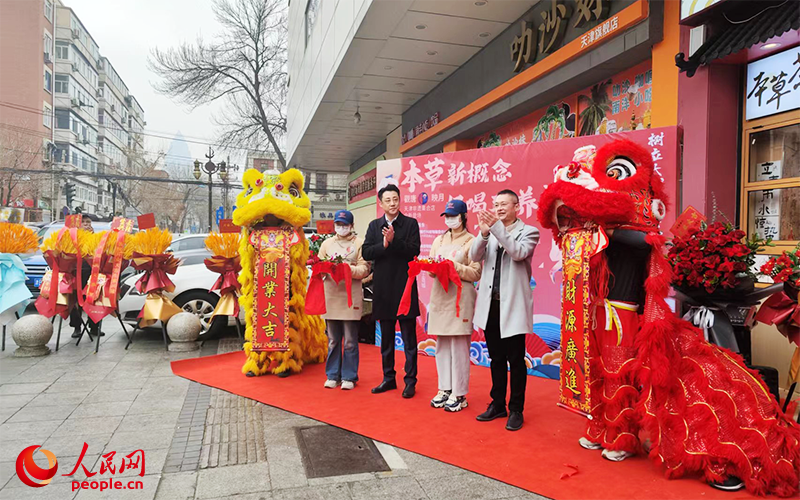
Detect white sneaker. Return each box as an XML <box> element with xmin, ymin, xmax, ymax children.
<box><xmin>341</xmin><ymin>380</ymin><xmax>355</xmax><ymax>390</ymax></box>
<box><xmin>430</xmin><ymin>390</ymin><xmax>451</xmax><ymax>408</ymax></box>
<box><xmin>444</xmin><ymin>395</ymin><xmax>468</xmax><ymax>412</ymax></box>
<box><xmin>579</xmin><ymin>437</ymin><xmax>603</xmax><ymax>450</ymax></box>
<box><xmin>601</xmin><ymin>449</ymin><xmax>634</xmax><ymax>462</ymax></box>
<box><xmin>323</xmin><ymin>379</ymin><xmax>340</xmax><ymax>389</ymax></box>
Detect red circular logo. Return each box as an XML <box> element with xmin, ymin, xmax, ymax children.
<box><xmin>16</xmin><ymin>445</ymin><xmax>58</xmax><ymax>488</ymax></box>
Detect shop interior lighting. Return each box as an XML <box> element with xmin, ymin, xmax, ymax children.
<box><xmin>475</xmin><ymin>1</ymin><xmax>487</xmax><ymax>5</ymax></box>
<box><xmin>416</xmin><ymin>24</ymin><xmax>427</xmax><ymax>30</ymax></box>
<box><xmin>354</xmin><ymin>106</ymin><xmax>361</xmax><ymax>125</ymax></box>
<box><xmin>761</xmin><ymin>42</ymin><xmax>781</xmax><ymax>50</ymax></box>
<box><xmin>479</xmin><ymin>32</ymin><xmax>491</xmax><ymax>38</ymax></box>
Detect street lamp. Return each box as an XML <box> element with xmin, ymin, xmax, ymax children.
<box><xmin>193</xmin><ymin>146</ymin><xmax>227</xmax><ymax>232</ymax></box>
<box><xmin>192</xmin><ymin>147</ymin><xmax>240</xmax><ymax>231</ymax></box>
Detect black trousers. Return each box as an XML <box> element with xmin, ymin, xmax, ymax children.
<box><xmin>69</xmin><ymin>261</ymin><xmax>96</xmax><ymax>332</ymax></box>
<box><xmin>484</xmin><ymin>298</ymin><xmax>527</xmax><ymax>413</ymax></box>
<box><xmin>379</xmin><ymin>317</ymin><xmax>418</xmax><ymax>387</ymax></box>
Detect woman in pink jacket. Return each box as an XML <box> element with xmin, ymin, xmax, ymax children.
<box><xmin>318</xmin><ymin>210</ymin><xmax>371</xmax><ymax>390</ymax></box>
<box><xmin>428</xmin><ymin>200</ymin><xmax>481</xmax><ymax>412</ymax></box>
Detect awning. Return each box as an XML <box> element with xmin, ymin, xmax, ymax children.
<box><xmin>675</xmin><ymin>1</ymin><xmax>800</xmax><ymax>77</ymax></box>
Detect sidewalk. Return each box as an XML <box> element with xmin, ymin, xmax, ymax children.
<box><xmin>0</xmin><ymin>316</ymin><xmax>546</xmax><ymax>500</ymax></box>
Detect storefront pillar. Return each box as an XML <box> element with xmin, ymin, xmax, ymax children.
<box><xmin>678</xmin><ymin>62</ymin><xmax>740</xmax><ymax>220</ymax></box>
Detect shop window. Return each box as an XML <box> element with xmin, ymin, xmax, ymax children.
<box><xmin>741</xmin><ymin>115</ymin><xmax>800</xmax><ymax>263</ymax></box>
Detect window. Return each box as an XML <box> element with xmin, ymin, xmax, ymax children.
<box><xmin>55</xmin><ymin>42</ymin><xmax>69</xmax><ymax>60</ymax></box>
<box><xmin>43</xmin><ymin>32</ymin><xmax>53</xmax><ymax>60</ymax></box>
<box><xmin>43</xmin><ymin>103</ymin><xmax>52</xmax><ymax>128</ymax></box>
<box><xmin>55</xmin><ymin>109</ymin><xmax>69</xmax><ymax>129</ymax></box>
<box><xmin>741</xmin><ymin>111</ymin><xmax>800</xmax><ymax>277</ymax></box>
<box><xmin>44</xmin><ymin>67</ymin><xmax>52</xmax><ymax>93</ymax></box>
<box><xmin>316</xmin><ymin>172</ymin><xmax>328</xmax><ymax>191</ymax></box>
<box><xmin>54</xmin><ymin>74</ymin><xmax>68</xmax><ymax>94</ymax></box>
<box><xmin>44</xmin><ymin>0</ymin><xmax>53</xmax><ymax>22</ymax></box>
<box><xmin>305</xmin><ymin>0</ymin><xmax>319</xmax><ymax>47</ymax></box>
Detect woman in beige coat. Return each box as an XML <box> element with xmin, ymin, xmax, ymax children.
<box><xmin>318</xmin><ymin>210</ymin><xmax>370</xmax><ymax>390</ymax></box>
<box><xmin>427</xmin><ymin>200</ymin><xmax>481</xmax><ymax>412</ymax></box>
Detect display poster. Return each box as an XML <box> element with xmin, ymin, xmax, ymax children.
<box><xmin>475</xmin><ymin>60</ymin><xmax>652</xmax><ymax>149</ymax></box>
<box><xmin>376</xmin><ymin>126</ymin><xmax>680</xmax><ymax>380</ymax></box>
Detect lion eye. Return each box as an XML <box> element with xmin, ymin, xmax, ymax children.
<box><xmin>606</xmin><ymin>157</ymin><xmax>636</xmax><ymax>180</ymax></box>
<box><xmin>289</xmin><ymin>185</ymin><xmax>299</xmax><ymax>197</ymax></box>
<box><xmin>245</xmin><ymin>186</ymin><xmax>253</xmax><ymax>196</ymax></box>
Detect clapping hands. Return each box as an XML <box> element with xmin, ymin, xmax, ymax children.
<box><xmin>478</xmin><ymin>210</ymin><xmax>498</xmax><ymax>237</ymax></box>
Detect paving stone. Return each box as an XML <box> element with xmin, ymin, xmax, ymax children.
<box><xmin>195</xmin><ymin>462</ymin><xmax>270</xmax><ymax>499</ymax></box>
<box><xmin>0</xmin><ymin>481</ymin><xmax>79</xmax><ymax>500</ymax></box>
<box><xmin>44</xmin><ymin>380</ymin><xmax>101</xmax><ymax>393</ymax></box>
<box><xmin>154</xmin><ymin>471</ymin><xmax>197</xmax><ymax>500</ymax></box>
<box><xmin>7</xmin><ymin>403</ymin><xmax>78</xmax><ymax>423</ymax></box>
<box><xmin>417</xmin><ymin>472</ymin><xmax>521</xmax><ymax>500</ymax></box>
<box><xmin>54</xmin><ymin>416</ymin><xmax>124</xmax><ymax>437</ymax></box>
<box><xmin>349</xmin><ymin>476</ymin><xmax>428</xmax><ymax>500</ymax></box>
<box><xmin>0</xmin><ymin>382</ymin><xmax>52</xmax><ymax>395</ymax></box>
<box><xmin>0</xmin><ymin>420</ymin><xmax>62</xmax><ymax>442</ymax></box>
<box><xmin>43</xmin><ymin>432</ymin><xmax>113</xmax><ymax>459</ymax></box>
<box><xmin>0</xmin><ymin>393</ymin><xmax>36</xmax><ymax>409</ymax></box>
<box><xmin>83</xmin><ymin>389</ymin><xmax>141</xmax><ymax>404</ymax></box>
<box><xmin>274</xmin><ymin>484</ymin><xmax>354</xmax><ymax>500</ymax></box>
<box><xmin>267</xmin><ymin>445</ymin><xmax>307</xmax><ymax>490</ymax></box>
<box><xmin>396</xmin><ymin>449</ymin><xmax>463</xmax><ymax>480</ymax></box>
<box><xmin>116</xmin><ymin>412</ymin><xmax>180</xmax><ymax>433</ymax></box>
<box><xmin>73</xmin><ymin>474</ymin><xmax>160</xmax><ymax>500</ymax></box>
<box><xmin>70</xmin><ymin>401</ymin><xmax>134</xmax><ymax>419</ymax></box>
<box><xmin>26</xmin><ymin>392</ymin><xmax>88</xmax><ymax>407</ymax></box>
<box><xmin>105</xmin><ymin>428</ymin><xmax>175</xmax><ymax>452</ymax></box>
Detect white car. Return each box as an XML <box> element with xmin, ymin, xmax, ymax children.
<box><xmin>118</xmin><ymin>252</ymin><xmax>244</xmax><ymax>340</ymax></box>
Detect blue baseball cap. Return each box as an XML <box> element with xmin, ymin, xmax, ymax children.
<box><xmin>333</xmin><ymin>210</ymin><xmax>354</xmax><ymax>225</ymax></box>
<box><xmin>441</xmin><ymin>199</ymin><xmax>467</xmax><ymax>216</ymax></box>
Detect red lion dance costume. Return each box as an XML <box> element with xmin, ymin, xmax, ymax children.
<box><xmin>538</xmin><ymin>139</ymin><xmax>800</xmax><ymax>496</ymax></box>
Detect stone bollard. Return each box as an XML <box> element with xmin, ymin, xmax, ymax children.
<box><xmin>166</xmin><ymin>312</ymin><xmax>202</xmax><ymax>352</ymax></box>
<box><xmin>11</xmin><ymin>314</ymin><xmax>53</xmax><ymax>357</ymax></box>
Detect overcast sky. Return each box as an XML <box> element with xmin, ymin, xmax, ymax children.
<box><xmin>64</xmin><ymin>0</ymin><xmax>248</xmax><ymax>172</ymax></box>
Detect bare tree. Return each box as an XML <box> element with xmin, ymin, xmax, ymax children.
<box><xmin>0</xmin><ymin>125</ymin><xmax>46</xmax><ymax>207</ymax></box>
<box><xmin>149</xmin><ymin>0</ymin><xmax>287</xmax><ymax>167</ymax></box>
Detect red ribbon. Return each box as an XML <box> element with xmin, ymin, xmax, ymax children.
<box><xmin>204</xmin><ymin>255</ymin><xmax>242</xmax><ymax>296</ymax></box>
<box><xmin>306</xmin><ymin>261</ymin><xmax>353</xmax><ymax>316</ymax></box>
<box><xmin>34</xmin><ymin>227</ymin><xmax>82</xmax><ymax>319</ymax></box>
<box><xmin>756</xmin><ymin>291</ymin><xmax>800</xmax><ymax>345</ymax></box>
<box><xmin>398</xmin><ymin>258</ymin><xmax>462</xmax><ymax>317</ymax></box>
<box><xmin>132</xmin><ymin>252</ymin><xmax>179</xmax><ymax>295</ymax></box>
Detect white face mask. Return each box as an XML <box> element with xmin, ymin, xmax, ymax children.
<box><xmin>335</xmin><ymin>225</ymin><xmax>352</xmax><ymax>237</ymax></box>
<box><xmin>444</xmin><ymin>216</ymin><xmax>461</xmax><ymax>230</ymax></box>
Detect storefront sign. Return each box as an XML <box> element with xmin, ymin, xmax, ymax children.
<box><xmin>746</xmin><ymin>48</ymin><xmax>800</xmax><ymax>121</ymax></box>
<box><xmin>756</xmin><ymin>160</ymin><xmax>782</xmax><ymax>182</ymax></box>
<box><xmin>402</xmin><ymin>113</ymin><xmax>440</xmax><ymax>144</ymax></box>
<box><xmin>510</xmin><ymin>0</ymin><xmax>628</xmax><ymax>74</ymax></box>
<box><xmin>681</xmin><ymin>0</ymin><xmax>726</xmax><ymax>21</ymax></box>
<box><xmin>348</xmin><ymin>168</ymin><xmax>377</xmax><ymax>204</ymax></box>
<box><xmin>378</xmin><ymin>126</ymin><xmax>681</xmax><ymax>381</ymax></box>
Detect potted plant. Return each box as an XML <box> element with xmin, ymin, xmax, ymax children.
<box><xmin>760</xmin><ymin>244</ymin><xmax>800</xmax><ymax>296</ymax></box>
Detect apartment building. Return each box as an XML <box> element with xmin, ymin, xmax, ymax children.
<box><xmin>0</xmin><ymin>0</ymin><xmax>146</xmax><ymax>219</ymax></box>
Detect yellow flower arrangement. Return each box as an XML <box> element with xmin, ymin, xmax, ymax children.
<box><xmin>0</xmin><ymin>222</ymin><xmax>39</xmax><ymax>254</ymax></box>
<box><xmin>129</xmin><ymin>227</ymin><xmax>172</xmax><ymax>255</ymax></box>
<box><xmin>41</xmin><ymin>227</ymin><xmax>92</xmax><ymax>254</ymax></box>
<box><xmin>204</xmin><ymin>232</ymin><xmax>240</xmax><ymax>258</ymax></box>
<box><xmin>81</xmin><ymin>230</ymin><xmax>135</xmax><ymax>260</ymax></box>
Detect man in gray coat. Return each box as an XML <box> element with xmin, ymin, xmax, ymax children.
<box><xmin>469</xmin><ymin>189</ymin><xmax>539</xmax><ymax>431</ymax></box>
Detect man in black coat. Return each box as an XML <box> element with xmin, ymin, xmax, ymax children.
<box><xmin>362</xmin><ymin>183</ymin><xmax>421</xmax><ymax>398</ymax></box>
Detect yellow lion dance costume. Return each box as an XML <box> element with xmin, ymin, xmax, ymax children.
<box><xmin>233</xmin><ymin>168</ymin><xmax>327</xmax><ymax>376</ymax></box>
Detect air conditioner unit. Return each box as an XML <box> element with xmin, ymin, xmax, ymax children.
<box><xmin>71</xmin><ymin>63</ymin><xmax>79</xmax><ymax>72</ymax></box>
<box><xmin>95</xmin><ymin>89</ymin><xmax>102</xmax><ymax>97</ymax></box>
<box><xmin>70</xmin><ymin>98</ymin><xmax>80</xmax><ymax>107</ymax></box>
<box><xmin>110</xmin><ymin>104</ymin><xmax>115</xmax><ymax>112</ymax></box>
<box><xmin>44</xmin><ymin>52</ymin><xmax>52</xmax><ymax>64</ymax></box>
<box><xmin>71</xmin><ymin>29</ymin><xmax>80</xmax><ymax>39</ymax></box>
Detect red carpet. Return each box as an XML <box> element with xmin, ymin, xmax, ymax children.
<box><xmin>171</xmin><ymin>346</ymin><xmax>760</xmax><ymax>500</ymax></box>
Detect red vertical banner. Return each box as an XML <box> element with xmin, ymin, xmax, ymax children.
<box><xmin>250</xmin><ymin>228</ymin><xmax>292</xmax><ymax>352</ymax></box>
<box><xmin>558</xmin><ymin>229</ymin><xmax>593</xmax><ymax>415</ymax></box>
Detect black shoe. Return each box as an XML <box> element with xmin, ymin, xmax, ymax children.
<box><xmin>245</xmin><ymin>371</ymin><xmax>256</xmax><ymax>377</ymax></box>
<box><xmin>402</xmin><ymin>385</ymin><xmax>415</xmax><ymax>399</ymax></box>
<box><xmin>371</xmin><ymin>380</ymin><xmax>397</xmax><ymax>394</ymax></box>
<box><xmin>710</xmin><ymin>477</ymin><xmax>744</xmax><ymax>492</ymax></box>
<box><xmin>275</xmin><ymin>370</ymin><xmax>291</xmax><ymax>378</ymax></box>
<box><xmin>506</xmin><ymin>411</ymin><xmax>524</xmax><ymax>431</ymax></box>
<box><xmin>71</xmin><ymin>329</ymin><xmax>81</xmax><ymax>339</ymax></box>
<box><xmin>476</xmin><ymin>403</ymin><xmax>507</xmax><ymax>422</ymax></box>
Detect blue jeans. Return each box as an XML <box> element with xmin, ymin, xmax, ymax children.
<box><xmin>325</xmin><ymin>320</ymin><xmax>359</xmax><ymax>382</ymax></box>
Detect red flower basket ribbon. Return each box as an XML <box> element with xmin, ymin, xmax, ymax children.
<box><xmin>204</xmin><ymin>255</ymin><xmax>242</xmax><ymax>296</ymax></box>
<box><xmin>131</xmin><ymin>252</ymin><xmax>179</xmax><ymax>294</ymax></box>
<box><xmin>398</xmin><ymin>258</ymin><xmax>462</xmax><ymax>317</ymax></box>
<box><xmin>306</xmin><ymin>261</ymin><xmax>353</xmax><ymax>316</ymax></box>
<box><xmin>34</xmin><ymin>226</ymin><xmax>82</xmax><ymax>319</ymax></box>
<box><xmin>756</xmin><ymin>291</ymin><xmax>800</xmax><ymax>345</ymax></box>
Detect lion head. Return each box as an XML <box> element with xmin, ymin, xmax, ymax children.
<box><xmin>232</xmin><ymin>168</ymin><xmax>311</xmax><ymax>229</ymax></box>
<box><xmin>538</xmin><ymin>139</ymin><xmax>668</xmax><ymax>237</ymax></box>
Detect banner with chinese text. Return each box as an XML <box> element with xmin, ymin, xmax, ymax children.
<box><xmin>250</xmin><ymin>229</ymin><xmax>292</xmax><ymax>352</ymax></box>
<box><xmin>559</xmin><ymin>229</ymin><xmax>593</xmax><ymax>415</ymax></box>
<box><xmin>376</xmin><ymin>126</ymin><xmax>680</xmax><ymax>380</ymax></box>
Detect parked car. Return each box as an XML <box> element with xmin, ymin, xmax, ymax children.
<box><xmin>118</xmin><ymin>249</ymin><xmax>244</xmax><ymax>340</ymax></box>
<box><xmin>21</xmin><ymin>221</ymin><xmax>115</xmax><ymax>298</ymax></box>
<box><xmin>169</xmin><ymin>234</ymin><xmax>209</xmax><ymax>253</ymax></box>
